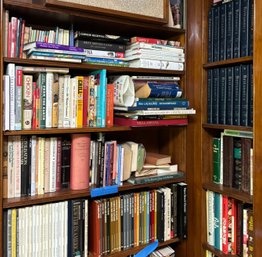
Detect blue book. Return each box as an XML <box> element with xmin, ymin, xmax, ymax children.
<box><xmin>90</xmin><ymin>69</ymin><xmax>107</xmax><ymax>127</ymax></box>
<box><xmin>233</xmin><ymin>65</ymin><xmax>241</xmax><ymax>126</ymax></box>
<box><xmin>212</xmin><ymin>68</ymin><xmax>219</xmax><ymax>124</ymax></box>
<box><xmin>240</xmin><ymin>64</ymin><xmax>249</xmax><ymax>126</ymax></box>
<box><xmin>225</xmin><ymin>1</ymin><xmax>234</xmax><ymax>59</ymax></box>
<box><xmin>134</xmin><ymin>98</ymin><xmax>189</xmax><ymax>108</ymax></box>
<box><xmin>240</xmin><ymin>0</ymin><xmax>251</xmax><ymax>57</ymax></box>
<box><xmin>207</xmin><ymin>7</ymin><xmax>214</xmax><ymax>62</ymax></box>
<box><xmin>207</xmin><ymin>69</ymin><xmax>213</xmax><ymax>123</ymax></box>
<box><xmin>85</xmin><ymin>56</ymin><xmax>128</xmax><ymax>66</ymax></box>
<box><xmin>248</xmin><ymin>64</ymin><xmax>253</xmax><ymax>126</ymax></box>
<box><xmin>213</xmin><ymin>192</ymin><xmax>222</xmax><ymax>250</ymax></box>
<box><xmin>219</xmin><ymin>68</ymin><xmax>227</xmax><ymax>124</ymax></box>
<box><xmin>213</xmin><ymin>5</ymin><xmax>220</xmax><ymax>62</ymax></box>
<box><xmin>226</xmin><ymin>66</ymin><xmax>234</xmax><ymax>125</ymax></box>
<box><xmin>233</xmin><ymin>0</ymin><xmax>241</xmax><ymax>58</ymax></box>
<box><xmin>219</xmin><ymin>3</ymin><xmax>226</xmax><ymax>61</ymax></box>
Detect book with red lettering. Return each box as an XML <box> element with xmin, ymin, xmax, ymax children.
<box><xmin>70</xmin><ymin>134</ymin><xmax>91</xmax><ymax>190</ymax></box>
<box><xmin>114</xmin><ymin>117</ymin><xmax>188</xmax><ymax>127</ymax></box>
<box><xmin>222</xmin><ymin>195</ymin><xmax>228</xmax><ymax>254</ymax></box>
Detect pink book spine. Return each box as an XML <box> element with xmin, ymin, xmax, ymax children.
<box><xmin>70</xmin><ymin>133</ymin><xmax>91</xmax><ymax>190</ymax></box>
<box><xmin>222</xmin><ymin>195</ymin><xmax>229</xmax><ymax>254</ymax></box>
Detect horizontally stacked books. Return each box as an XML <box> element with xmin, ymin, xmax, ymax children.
<box><xmin>112</xmin><ymin>75</ymin><xmax>195</xmax><ymax>127</ymax></box>
<box><xmin>125</xmin><ymin>37</ymin><xmax>185</xmax><ymax>71</ymax></box>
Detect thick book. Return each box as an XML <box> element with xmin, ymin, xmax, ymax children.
<box><xmin>226</xmin><ymin>66</ymin><xmax>234</xmax><ymax>125</ymax></box>
<box><xmin>225</xmin><ymin>1</ymin><xmax>234</xmax><ymax>59</ymax></box>
<box><xmin>61</xmin><ymin>137</ymin><xmax>71</xmax><ymax>188</ymax></box>
<box><xmin>127</xmin><ymin>171</ymin><xmax>184</xmax><ymax>185</ymax></box>
<box><xmin>135</xmin><ymin>82</ymin><xmax>182</xmax><ymax>98</ymax></box>
<box><xmin>222</xmin><ymin>135</ymin><xmax>234</xmax><ymax>187</ymax></box>
<box><xmin>240</xmin><ymin>64</ymin><xmax>250</xmax><ymax>126</ymax></box>
<box><xmin>23</xmin><ymin>41</ymin><xmax>84</xmax><ymax>52</ymax></box>
<box><xmin>207</xmin><ymin>69</ymin><xmax>213</xmax><ymax>123</ymax></box>
<box><xmin>219</xmin><ymin>68</ymin><xmax>227</xmax><ymax>124</ymax></box>
<box><xmin>212</xmin><ymin>138</ymin><xmax>221</xmax><ymax>184</ymax></box>
<box><xmin>212</xmin><ymin>68</ymin><xmax>219</xmax><ymax>124</ymax></box>
<box><xmin>114</xmin><ymin>117</ymin><xmax>188</xmax><ymax>127</ymax></box>
<box><xmin>177</xmin><ymin>182</ymin><xmax>187</xmax><ymax>239</ymax></box>
<box><xmin>70</xmin><ymin>134</ymin><xmax>90</xmax><ymax>190</ymax></box>
<box><xmin>145</xmin><ymin>152</ymin><xmax>171</xmax><ymax>165</ymax></box>
<box><xmin>233</xmin><ymin>65</ymin><xmax>241</xmax><ymax>126</ymax></box>
<box><xmin>233</xmin><ymin>0</ymin><xmax>241</xmax><ymax>58</ymax></box>
<box><xmin>219</xmin><ymin>3</ymin><xmax>226</xmax><ymax>61</ymax></box>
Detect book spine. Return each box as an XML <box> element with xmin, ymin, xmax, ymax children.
<box><xmin>222</xmin><ymin>135</ymin><xmax>234</xmax><ymax>187</ymax></box>
<box><xmin>7</xmin><ymin>63</ymin><xmax>16</xmax><ymax>130</ymax></box>
<box><xmin>21</xmin><ymin>136</ymin><xmax>30</xmax><ymax>196</ymax></box>
<box><xmin>61</xmin><ymin>138</ymin><xmax>71</xmax><ymax>189</ymax></box>
<box><xmin>213</xmin><ymin>138</ymin><xmax>221</xmax><ymax>184</ymax></box>
<box><xmin>219</xmin><ymin>3</ymin><xmax>226</xmax><ymax>61</ymax></box>
<box><xmin>50</xmin><ymin>137</ymin><xmax>57</xmax><ymax>192</ymax></box>
<box><xmin>135</xmin><ymin>99</ymin><xmax>189</xmax><ymax>108</ymax></box>
<box><xmin>240</xmin><ymin>64</ymin><xmax>250</xmax><ymax>126</ymax></box>
<box><xmin>32</xmin><ymin>41</ymin><xmax>84</xmax><ymax>52</ymax></box>
<box><xmin>240</xmin><ymin>0</ymin><xmax>251</xmax><ymax>57</ymax></box>
<box><xmin>14</xmin><ymin>136</ymin><xmax>21</xmax><ymax>198</ymax></box>
<box><xmin>76</xmin><ymin>76</ymin><xmax>84</xmax><ymax>128</ymax></box>
<box><xmin>233</xmin><ymin>0</ymin><xmax>241</xmax><ymax>58</ymax></box>
<box><xmin>15</xmin><ymin>66</ymin><xmax>23</xmax><ymax>130</ymax></box>
<box><xmin>222</xmin><ymin>195</ymin><xmax>228</xmax><ymax>254</ymax></box>
<box><xmin>213</xmin><ymin>192</ymin><xmax>222</xmax><ymax>250</ymax></box>
<box><xmin>30</xmin><ymin>136</ymin><xmax>37</xmax><ymax>196</ymax></box>
<box><xmin>45</xmin><ymin>73</ymin><xmax>54</xmax><ymax>128</ymax></box>
<box><xmin>22</xmin><ymin>74</ymin><xmax>33</xmax><ymax>129</ymax></box>
<box><xmin>207</xmin><ymin>69</ymin><xmax>213</xmax><ymax>123</ymax></box>
<box><xmin>219</xmin><ymin>68</ymin><xmax>227</xmax><ymax>124</ymax></box>
<box><xmin>248</xmin><ymin>64</ymin><xmax>253</xmax><ymax>126</ymax></box>
<box><xmin>56</xmin><ymin>138</ymin><xmax>62</xmax><ymax>191</ymax></box>
<box><xmin>226</xmin><ymin>1</ymin><xmax>234</xmax><ymax>59</ymax></box>
<box><xmin>39</xmin><ymin>73</ymin><xmax>47</xmax><ymax>129</ymax></box>
<box><xmin>206</xmin><ymin>190</ymin><xmax>214</xmax><ymax>246</ymax></box>
<box><xmin>226</xmin><ymin>66</ymin><xmax>234</xmax><ymax>125</ymax></box>
<box><xmin>106</xmin><ymin>84</ymin><xmax>114</xmax><ymax>127</ymax></box>
<box><xmin>212</xmin><ymin>68</ymin><xmax>219</xmax><ymax>124</ymax></box>
<box><xmin>233</xmin><ymin>66</ymin><xmax>241</xmax><ymax>126</ymax></box>
<box><xmin>213</xmin><ymin>5</ymin><xmax>220</xmax><ymax>62</ymax></box>
<box><xmin>3</xmin><ymin>75</ymin><xmax>10</xmax><ymax>131</ymax></box>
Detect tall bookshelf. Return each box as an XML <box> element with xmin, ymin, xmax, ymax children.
<box><xmin>0</xmin><ymin>0</ymin><xmax>197</xmax><ymax>256</ymax></box>
<box><xmin>199</xmin><ymin>0</ymin><xmax>262</xmax><ymax>256</ymax></box>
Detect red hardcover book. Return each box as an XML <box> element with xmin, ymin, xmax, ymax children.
<box><xmin>70</xmin><ymin>134</ymin><xmax>90</xmax><ymax>190</ymax></box>
<box><xmin>89</xmin><ymin>200</ymin><xmax>102</xmax><ymax>257</ymax></box>
<box><xmin>222</xmin><ymin>195</ymin><xmax>229</xmax><ymax>254</ymax></box>
<box><xmin>82</xmin><ymin>76</ymin><xmax>89</xmax><ymax>127</ymax></box>
<box><xmin>231</xmin><ymin>199</ymin><xmax>237</xmax><ymax>254</ymax></box>
<box><xmin>19</xmin><ymin>20</ymin><xmax>25</xmax><ymax>58</ymax></box>
<box><xmin>130</xmin><ymin>36</ymin><xmax>169</xmax><ymax>45</ymax></box>
<box><xmin>106</xmin><ymin>84</ymin><xmax>114</xmax><ymax>127</ymax></box>
<box><xmin>114</xmin><ymin>117</ymin><xmax>188</xmax><ymax>127</ymax></box>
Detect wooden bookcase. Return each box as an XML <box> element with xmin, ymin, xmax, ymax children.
<box><xmin>0</xmin><ymin>0</ymin><xmax>199</xmax><ymax>256</ymax></box>
<box><xmin>197</xmin><ymin>0</ymin><xmax>262</xmax><ymax>256</ymax></box>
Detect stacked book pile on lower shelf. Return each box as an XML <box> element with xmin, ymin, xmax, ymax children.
<box><xmin>112</xmin><ymin>75</ymin><xmax>195</xmax><ymax>127</ymax></box>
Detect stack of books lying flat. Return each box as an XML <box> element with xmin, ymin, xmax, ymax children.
<box><xmin>114</xmin><ymin>76</ymin><xmax>195</xmax><ymax>127</ymax></box>
<box><xmin>125</xmin><ymin>36</ymin><xmax>185</xmax><ymax>71</ymax></box>
<box><xmin>23</xmin><ymin>41</ymin><xmax>86</xmax><ymax>63</ymax></box>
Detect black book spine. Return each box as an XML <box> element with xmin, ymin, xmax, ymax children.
<box><xmin>240</xmin><ymin>0</ymin><xmax>250</xmax><ymax>57</ymax></box>
<box><xmin>223</xmin><ymin>135</ymin><xmax>234</xmax><ymax>187</ymax></box>
<box><xmin>21</xmin><ymin>136</ymin><xmax>29</xmax><ymax>196</ymax></box>
<box><xmin>212</xmin><ymin>68</ymin><xmax>220</xmax><ymax>124</ymax></box>
<box><xmin>241</xmin><ymin>138</ymin><xmax>252</xmax><ymax>193</ymax></box>
<box><xmin>226</xmin><ymin>66</ymin><xmax>234</xmax><ymax>125</ymax></box>
<box><xmin>220</xmin><ymin>3</ymin><xmax>227</xmax><ymax>61</ymax></box>
<box><xmin>249</xmin><ymin>0</ymin><xmax>254</xmax><ymax>56</ymax></box>
<box><xmin>120</xmin><ymin>195</ymin><xmax>124</xmax><ymax>250</ymax></box>
<box><xmin>240</xmin><ymin>64</ymin><xmax>250</xmax><ymax>126</ymax></box>
<box><xmin>61</xmin><ymin>138</ymin><xmax>71</xmax><ymax>189</ymax></box>
<box><xmin>219</xmin><ymin>67</ymin><xmax>227</xmax><ymax>124</ymax></box>
<box><xmin>233</xmin><ymin>65</ymin><xmax>241</xmax><ymax>126</ymax></box>
<box><xmin>170</xmin><ymin>183</ymin><xmax>178</xmax><ymax>238</ymax></box>
<box><xmin>248</xmin><ymin>64</ymin><xmax>253</xmax><ymax>126</ymax></box>
<box><xmin>226</xmin><ymin>1</ymin><xmax>234</xmax><ymax>59</ymax></box>
<box><xmin>208</xmin><ymin>7</ymin><xmax>214</xmax><ymax>62</ymax></box>
<box><xmin>177</xmin><ymin>183</ymin><xmax>187</xmax><ymax>239</ymax></box>
<box><xmin>233</xmin><ymin>0</ymin><xmax>241</xmax><ymax>58</ymax></box>
<box><xmin>236</xmin><ymin>202</ymin><xmax>244</xmax><ymax>255</ymax></box>
<box><xmin>213</xmin><ymin>6</ymin><xmax>220</xmax><ymax>62</ymax></box>
<box><xmin>207</xmin><ymin>69</ymin><xmax>213</xmax><ymax>124</ymax></box>
<box><xmin>74</xmin><ymin>39</ymin><xmax>126</xmax><ymax>52</ymax></box>
<box><xmin>157</xmin><ymin>189</ymin><xmax>165</xmax><ymax>242</ymax></box>
<box><xmin>130</xmin><ymin>193</ymin><xmax>134</xmax><ymax>248</ymax></box>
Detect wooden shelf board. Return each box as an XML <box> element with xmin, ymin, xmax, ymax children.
<box><xmin>203</xmin><ymin>56</ymin><xmax>253</xmax><ymax>69</ymax></box>
<box><xmin>202</xmin><ymin>242</ymin><xmax>239</xmax><ymax>257</ymax></box>
<box><xmin>3</xmin><ymin>126</ymin><xmax>132</xmax><ymax>135</ymax></box>
<box><xmin>3</xmin><ymin>176</ymin><xmax>185</xmax><ymax>209</ymax></box>
<box><xmin>4</xmin><ymin>58</ymin><xmax>185</xmax><ymax>75</ymax></box>
<box><xmin>202</xmin><ymin>123</ymin><xmax>253</xmax><ymax>131</ymax></box>
<box><xmin>202</xmin><ymin>182</ymin><xmax>253</xmax><ymax>204</ymax></box>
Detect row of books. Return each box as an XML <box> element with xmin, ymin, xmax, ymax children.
<box><xmin>89</xmin><ymin>184</ymin><xmax>187</xmax><ymax>256</ymax></box>
<box><xmin>2</xmin><ymin>10</ymin><xmax>74</xmax><ymax>58</ymax></box>
<box><xmin>208</xmin><ymin>0</ymin><xmax>253</xmax><ymax>62</ymax></box>
<box><xmin>4</xmin><ymin>199</ymin><xmax>88</xmax><ymax>257</ymax></box>
<box><xmin>207</xmin><ymin>64</ymin><xmax>253</xmax><ymax>126</ymax></box>
<box><xmin>212</xmin><ymin>130</ymin><xmax>253</xmax><ymax>195</ymax></box>
<box><xmin>4</xmin><ymin>64</ymin><xmax>114</xmax><ymax>130</ymax></box>
<box><xmin>206</xmin><ymin>190</ymin><xmax>253</xmax><ymax>256</ymax></box>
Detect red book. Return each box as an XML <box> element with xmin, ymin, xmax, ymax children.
<box><xmin>32</xmin><ymin>82</ymin><xmax>37</xmax><ymax>129</ymax></box>
<box><xmin>70</xmin><ymin>134</ymin><xmax>90</xmax><ymax>190</ymax></box>
<box><xmin>106</xmin><ymin>84</ymin><xmax>114</xmax><ymax>127</ymax></box>
<box><xmin>89</xmin><ymin>200</ymin><xmax>102</xmax><ymax>257</ymax></box>
<box><xmin>231</xmin><ymin>199</ymin><xmax>237</xmax><ymax>254</ymax></box>
<box><xmin>222</xmin><ymin>195</ymin><xmax>228</xmax><ymax>254</ymax></box>
<box><xmin>19</xmin><ymin>19</ymin><xmax>25</xmax><ymax>58</ymax></box>
<box><xmin>114</xmin><ymin>117</ymin><xmax>188</xmax><ymax>127</ymax></box>
<box><xmin>7</xmin><ymin>22</ymin><xmax>11</xmax><ymax>57</ymax></box>
<box><xmin>130</xmin><ymin>36</ymin><xmax>169</xmax><ymax>45</ymax></box>
<box><xmin>10</xmin><ymin>17</ymin><xmax>18</xmax><ymax>58</ymax></box>
<box><xmin>82</xmin><ymin>76</ymin><xmax>89</xmax><ymax>127</ymax></box>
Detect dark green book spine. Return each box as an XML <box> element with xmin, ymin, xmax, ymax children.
<box><xmin>213</xmin><ymin>137</ymin><xmax>221</xmax><ymax>184</ymax></box>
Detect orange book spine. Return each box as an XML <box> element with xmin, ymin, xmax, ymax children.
<box><xmin>106</xmin><ymin>84</ymin><xmax>114</xmax><ymax>127</ymax></box>
<box><xmin>70</xmin><ymin>133</ymin><xmax>90</xmax><ymax>190</ymax></box>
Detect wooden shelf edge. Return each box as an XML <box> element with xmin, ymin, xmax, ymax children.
<box><xmin>3</xmin><ymin>177</ymin><xmax>186</xmax><ymax>209</ymax></box>
<box><xmin>3</xmin><ymin>58</ymin><xmax>185</xmax><ymax>75</ymax></box>
<box><xmin>202</xmin><ymin>123</ymin><xmax>253</xmax><ymax>131</ymax></box>
<box><xmin>3</xmin><ymin>126</ymin><xmax>132</xmax><ymax>135</ymax></box>
<box><xmin>202</xmin><ymin>182</ymin><xmax>253</xmax><ymax>204</ymax></box>
<box><xmin>202</xmin><ymin>242</ymin><xmax>238</xmax><ymax>257</ymax></box>
<box><xmin>203</xmin><ymin>56</ymin><xmax>253</xmax><ymax>69</ymax></box>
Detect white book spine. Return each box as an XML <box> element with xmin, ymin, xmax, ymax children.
<box><xmin>14</xmin><ymin>136</ymin><xmax>21</xmax><ymax>198</ymax></box>
<box><xmin>64</xmin><ymin>201</ymin><xmax>68</xmax><ymax>257</ymax></box>
<box><xmin>45</xmin><ymin>72</ymin><xmax>54</xmax><ymax>128</ymax></box>
<box><xmin>58</xmin><ymin>76</ymin><xmax>65</xmax><ymax>128</ymax></box>
<box><xmin>38</xmin><ymin>137</ymin><xmax>45</xmax><ymax>195</ymax></box>
<box><xmin>28</xmin><ymin>207</ymin><xmax>32</xmax><ymax>257</ymax></box>
<box><xmin>23</xmin><ymin>74</ymin><xmax>33</xmax><ymax>129</ymax></box>
<box><xmin>3</xmin><ymin>75</ymin><xmax>10</xmax><ymax>131</ymax></box>
<box><xmin>70</xmin><ymin>77</ymin><xmax>78</xmax><ymax>128</ymax></box>
<box><xmin>166</xmin><ymin>187</ymin><xmax>171</xmax><ymax>240</ymax></box>
<box><xmin>84</xmin><ymin>199</ymin><xmax>88</xmax><ymax>257</ymax></box>
<box><xmin>50</xmin><ymin>137</ymin><xmax>57</xmax><ymax>192</ymax></box>
<box><xmin>24</xmin><ymin>207</ymin><xmax>29</xmax><ymax>257</ymax></box>
<box><xmin>6</xmin><ymin>63</ymin><xmax>16</xmax><ymax>130</ymax></box>
<box><xmin>30</xmin><ymin>136</ymin><xmax>37</xmax><ymax>196</ymax></box>
<box><xmin>63</xmin><ymin>75</ymin><xmax>71</xmax><ymax>128</ymax></box>
<box><xmin>206</xmin><ymin>190</ymin><xmax>214</xmax><ymax>246</ymax></box>
<box><xmin>31</xmin><ymin>206</ymin><xmax>36</xmax><ymax>257</ymax></box>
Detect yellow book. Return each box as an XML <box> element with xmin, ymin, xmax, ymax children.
<box><xmin>76</xmin><ymin>76</ymin><xmax>83</xmax><ymax>128</ymax></box>
<box><xmin>11</xmin><ymin>209</ymin><xmax>17</xmax><ymax>257</ymax></box>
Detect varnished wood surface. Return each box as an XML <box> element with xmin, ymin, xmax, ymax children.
<box><xmin>202</xmin><ymin>123</ymin><xmax>253</xmax><ymax>131</ymax></box>
<box><xmin>203</xmin><ymin>183</ymin><xmax>253</xmax><ymax>204</ymax></box>
<box><xmin>203</xmin><ymin>56</ymin><xmax>253</xmax><ymax>69</ymax></box>
<box><xmin>3</xmin><ymin>176</ymin><xmax>186</xmax><ymax>209</ymax></box>
<box><xmin>202</xmin><ymin>243</ymin><xmax>239</xmax><ymax>257</ymax></box>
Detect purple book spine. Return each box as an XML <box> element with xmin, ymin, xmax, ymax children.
<box><xmin>35</xmin><ymin>41</ymin><xmax>84</xmax><ymax>52</ymax></box>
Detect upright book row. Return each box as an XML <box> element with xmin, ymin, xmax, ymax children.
<box><xmin>4</xmin><ymin>64</ymin><xmax>114</xmax><ymax>130</ymax></box>
<box><xmin>4</xmin><ymin>199</ymin><xmax>89</xmax><ymax>257</ymax></box>
<box><xmin>89</xmin><ymin>183</ymin><xmax>187</xmax><ymax>257</ymax></box>
<box><xmin>208</xmin><ymin>0</ymin><xmax>253</xmax><ymax>62</ymax></box>
<box><xmin>207</xmin><ymin>63</ymin><xmax>253</xmax><ymax>126</ymax></box>
<box><xmin>212</xmin><ymin>130</ymin><xmax>253</xmax><ymax>195</ymax></box>
<box><xmin>206</xmin><ymin>190</ymin><xmax>253</xmax><ymax>256</ymax></box>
